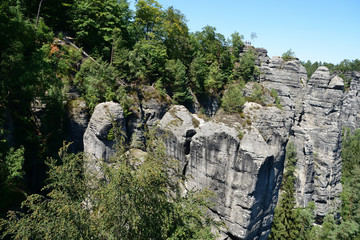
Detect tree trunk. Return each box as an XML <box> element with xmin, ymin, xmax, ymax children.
<box><xmin>36</xmin><ymin>0</ymin><xmax>44</xmax><ymax>28</ymax></box>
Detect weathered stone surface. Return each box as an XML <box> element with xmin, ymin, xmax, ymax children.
<box><xmin>158</xmin><ymin>103</ymin><xmax>290</xmax><ymax>239</ymax></box>
<box><xmin>81</xmin><ymin>51</ymin><xmax>360</xmax><ymax>239</ymax></box>
<box><xmin>158</xmin><ymin>105</ymin><xmax>203</xmax><ymax>166</ymax></box>
<box><xmin>261</xmin><ymin>61</ymin><xmax>344</xmax><ymax>217</ymax></box>
<box><xmin>127</xmin><ymin>86</ymin><xmax>170</xmax><ymax>149</ymax></box>
<box><xmin>65</xmin><ymin>99</ymin><xmax>89</xmax><ymax>152</ymax></box>
<box><xmin>292</xmin><ymin>67</ymin><xmax>343</xmax><ymax>215</ymax></box>
<box><xmin>328</xmin><ymin>75</ymin><xmax>344</xmax><ymax>90</ymax></box>
<box><xmin>83</xmin><ymin>102</ymin><xmax>126</xmax><ymax>176</ymax></box>
<box><xmin>340</xmin><ymin>71</ymin><xmax>360</xmax><ymax>131</ymax></box>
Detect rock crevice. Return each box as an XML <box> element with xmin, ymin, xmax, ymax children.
<box><xmin>81</xmin><ymin>48</ymin><xmax>360</xmax><ymax>239</ymax></box>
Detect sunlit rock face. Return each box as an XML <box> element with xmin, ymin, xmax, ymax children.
<box><xmin>158</xmin><ymin>104</ymin><xmax>291</xmax><ymax>239</ymax></box>
<box><xmin>81</xmin><ymin>48</ymin><xmax>360</xmax><ymax>239</ymax></box>
<box><xmin>261</xmin><ymin>55</ymin><xmax>344</xmax><ymax>218</ymax></box>
<box><xmin>83</xmin><ymin>102</ymin><xmax>126</xmax><ymax>177</ymax></box>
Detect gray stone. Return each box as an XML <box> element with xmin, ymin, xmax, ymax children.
<box><xmin>80</xmin><ymin>50</ymin><xmax>360</xmax><ymax>239</ymax></box>
<box><xmin>65</xmin><ymin>99</ymin><xmax>89</xmax><ymax>152</ymax></box>
<box><xmin>83</xmin><ymin>102</ymin><xmax>126</xmax><ymax>177</ymax></box>
<box><xmin>328</xmin><ymin>75</ymin><xmax>344</xmax><ymax>90</ymax></box>
<box><xmin>261</xmin><ymin>62</ymin><xmax>343</xmax><ymax>217</ymax></box>
<box><xmin>158</xmin><ymin>103</ymin><xmax>290</xmax><ymax>239</ymax></box>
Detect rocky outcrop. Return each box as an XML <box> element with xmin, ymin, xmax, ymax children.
<box><xmin>83</xmin><ymin>102</ymin><xmax>126</xmax><ymax>176</ymax></box>
<box><xmin>127</xmin><ymin>86</ymin><xmax>170</xmax><ymax>149</ymax></box>
<box><xmin>260</xmin><ymin>55</ymin><xmax>344</xmax><ymax>217</ymax></box>
<box><xmin>158</xmin><ymin>104</ymin><xmax>292</xmax><ymax>239</ymax></box>
<box><xmin>65</xmin><ymin>99</ymin><xmax>89</xmax><ymax>153</ymax></box>
<box><xmin>340</xmin><ymin>71</ymin><xmax>360</xmax><ymax>131</ymax></box>
<box><xmin>80</xmin><ymin>48</ymin><xmax>360</xmax><ymax>239</ymax></box>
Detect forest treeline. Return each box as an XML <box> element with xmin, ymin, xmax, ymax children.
<box><xmin>0</xmin><ymin>0</ymin><xmax>259</xmax><ymax>212</ymax></box>
<box><xmin>1</xmin><ymin>0</ymin><xmax>360</xmax><ymax>239</ymax></box>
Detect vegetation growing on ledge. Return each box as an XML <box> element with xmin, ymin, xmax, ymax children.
<box><xmin>1</xmin><ymin>0</ymin><xmax>360</xmax><ymax>238</ymax></box>
<box><xmin>282</xmin><ymin>49</ymin><xmax>296</xmax><ymax>61</ymax></box>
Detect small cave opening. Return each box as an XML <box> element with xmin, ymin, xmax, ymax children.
<box><xmin>184</xmin><ymin>129</ymin><xmax>196</xmax><ymax>155</ymax></box>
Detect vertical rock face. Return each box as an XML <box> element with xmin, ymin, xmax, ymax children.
<box><xmin>83</xmin><ymin>102</ymin><xmax>126</xmax><ymax>176</ymax></box>
<box><xmin>81</xmin><ymin>49</ymin><xmax>360</xmax><ymax>239</ymax></box>
<box><xmin>158</xmin><ymin>104</ymin><xmax>292</xmax><ymax>239</ymax></box>
<box><xmin>292</xmin><ymin>67</ymin><xmax>343</xmax><ymax>215</ymax></box>
<box><xmin>65</xmin><ymin>99</ymin><xmax>89</xmax><ymax>153</ymax></box>
<box><xmin>260</xmin><ymin>55</ymin><xmax>344</xmax><ymax>217</ymax></box>
<box><xmin>126</xmin><ymin>86</ymin><xmax>170</xmax><ymax>149</ymax></box>
<box><xmin>340</xmin><ymin>71</ymin><xmax>360</xmax><ymax>130</ymax></box>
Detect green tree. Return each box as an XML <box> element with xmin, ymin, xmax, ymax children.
<box><xmin>204</xmin><ymin>61</ymin><xmax>225</xmax><ymax>94</ymax></box>
<box><xmin>282</xmin><ymin>49</ymin><xmax>296</xmax><ymax>61</ymax></box>
<box><xmin>162</xmin><ymin>6</ymin><xmax>192</xmax><ymax>64</ymax></box>
<box><xmin>221</xmin><ymin>83</ymin><xmax>245</xmax><ymax>113</ymax></box>
<box><xmin>165</xmin><ymin>59</ymin><xmax>193</xmax><ymax>106</ymax></box>
<box><xmin>193</xmin><ymin>26</ymin><xmax>227</xmax><ymax>65</ymax></box>
<box><xmin>270</xmin><ymin>142</ymin><xmax>299</xmax><ymax>239</ymax></box>
<box><xmin>0</xmin><ymin>1</ymin><xmax>66</xmax><ymax>193</ymax></box>
<box><xmin>234</xmin><ymin>49</ymin><xmax>258</xmax><ymax>82</ymax></box>
<box><xmin>134</xmin><ymin>0</ymin><xmax>163</xmax><ymax>39</ymax></box>
<box><xmin>1</xmin><ymin>134</ymin><xmax>219</xmax><ymax>239</ymax></box>
<box><xmin>230</xmin><ymin>31</ymin><xmax>244</xmax><ymax>60</ymax></box>
<box><xmin>69</xmin><ymin>0</ymin><xmax>133</xmax><ymax>60</ymax></box>
<box><xmin>127</xmin><ymin>38</ymin><xmax>167</xmax><ymax>84</ymax></box>
<box><xmin>1</xmin><ymin>144</ymin><xmax>92</xmax><ymax>239</ymax></box>
<box><xmin>74</xmin><ymin>59</ymin><xmax>118</xmax><ymax>113</ymax></box>
<box><xmin>250</xmin><ymin>32</ymin><xmax>257</xmax><ymax>42</ymax></box>
<box><xmin>0</xmin><ymin>146</ymin><xmax>26</xmax><ymax>212</ymax></box>
<box><xmin>189</xmin><ymin>53</ymin><xmax>209</xmax><ymax>95</ymax></box>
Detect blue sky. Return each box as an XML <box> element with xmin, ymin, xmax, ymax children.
<box><xmin>131</xmin><ymin>0</ymin><xmax>360</xmax><ymax>64</ymax></box>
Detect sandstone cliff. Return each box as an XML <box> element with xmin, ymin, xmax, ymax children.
<box><xmin>82</xmin><ymin>48</ymin><xmax>360</xmax><ymax>239</ymax></box>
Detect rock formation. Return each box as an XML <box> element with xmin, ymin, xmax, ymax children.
<box><xmin>81</xmin><ymin>48</ymin><xmax>360</xmax><ymax>239</ymax></box>
<box><xmin>65</xmin><ymin>98</ymin><xmax>89</xmax><ymax>153</ymax></box>
<box><xmin>260</xmin><ymin>52</ymin><xmax>344</xmax><ymax>218</ymax></box>
<box><xmin>158</xmin><ymin>103</ymin><xmax>292</xmax><ymax>239</ymax></box>
<box><xmin>83</xmin><ymin>102</ymin><xmax>126</xmax><ymax>177</ymax></box>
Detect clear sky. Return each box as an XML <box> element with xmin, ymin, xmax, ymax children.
<box><xmin>131</xmin><ymin>0</ymin><xmax>360</xmax><ymax>64</ymax></box>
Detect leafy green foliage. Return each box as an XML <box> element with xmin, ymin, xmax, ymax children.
<box><xmin>270</xmin><ymin>142</ymin><xmax>299</xmax><ymax>239</ymax></box>
<box><xmin>189</xmin><ymin>53</ymin><xmax>209</xmax><ymax>95</ymax></box>
<box><xmin>204</xmin><ymin>61</ymin><xmax>225</xmax><ymax>94</ymax></box>
<box><xmin>230</xmin><ymin>32</ymin><xmax>244</xmax><ymax>60</ymax></box>
<box><xmin>249</xmin><ymin>83</ymin><xmax>266</xmax><ymax>105</ymax></box>
<box><xmin>4</xmin><ymin>147</ymin><xmax>25</xmax><ymax>185</ymax></box>
<box><xmin>135</xmin><ymin>0</ymin><xmax>163</xmax><ymax>39</ymax></box>
<box><xmin>165</xmin><ymin>59</ymin><xmax>193</xmax><ymax>106</ymax></box>
<box><xmin>162</xmin><ymin>7</ymin><xmax>192</xmax><ymax>64</ymax></box>
<box><xmin>221</xmin><ymin>83</ymin><xmax>245</xmax><ymax>113</ymax></box>
<box><xmin>270</xmin><ymin>89</ymin><xmax>282</xmax><ymax>108</ymax></box>
<box><xmin>302</xmin><ymin>59</ymin><xmax>360</xmax><ymax>79</ymax></box>
<box><xmin>0</xmin><ymin>146</ymin><xmax>26</xmax><ymax>211</ymax></box>
<box><xmin>127</xmin><ymin>38</ymin><xmax>167</xmax><ymax>84</ymax></box>
<box><xmin>74</xmin><ymin>59</ymin><xmax>118</xmax><ymax>112</ymax></box>
<box><xmin>282</xmin><ymin>49</ymin><xmax>296</xmax><ymax>61</ymax></box>
<box><xmin>234</xmin><ymin>49</ymin><xmax>258</xmax><ymax>82</ymax></box>
<box><xmin>1</xmin><ymin>135</ymin><xmax>219</xmax><ymax>239</ymax></box>
<box><xmin>69</xmin><ymin>0</ymin><xmax>133</xmax><ymax>60</ymax></box>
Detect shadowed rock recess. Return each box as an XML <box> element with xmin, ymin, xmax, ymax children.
<box><xmin>82</xmin><ymin>48</ymin><xmax>360</xmax><ymax>239</ymax></box>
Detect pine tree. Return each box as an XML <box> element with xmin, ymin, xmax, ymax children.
<box><xmin>270</xmin><ymin>142</ymin><xmax>299</xmax><ymax>239</ymax></box>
